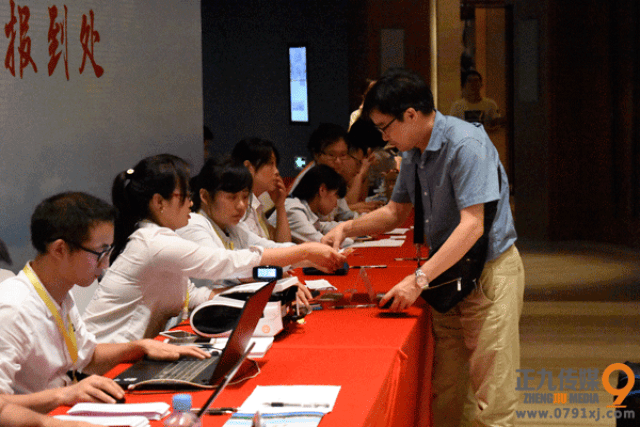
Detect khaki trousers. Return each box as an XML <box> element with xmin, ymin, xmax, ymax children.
<box><xmin>431</xmin><ymin>245</ymin><xmax>525</xmax><ymax>427</ymax></box>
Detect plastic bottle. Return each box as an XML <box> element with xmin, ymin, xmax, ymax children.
<box><xmin>163</xmin><ymin>394</ymin><xmax>201</xmax><ymax>427</ymax></box>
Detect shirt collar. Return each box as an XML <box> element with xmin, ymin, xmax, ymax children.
<box><xmin>250</xmin><ymin>194</ymin><xmax>261</xmax><ymax>211</ymax></box>
<box><xmin>409</xmin><ymin>110</ymin><xmax>446</xmax><ymax>166</ymax></box>
<box><xmin>424</xmin><ymin>110</ymin><xmax>446</xmax><ymax>153</ymax></box>
<box><xmin>301</xmin><ymin>200</ymin><xmax>320</xmax><ymax>224</ymax></box>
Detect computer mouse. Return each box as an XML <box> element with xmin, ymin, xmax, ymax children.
<box><xmin>105</xmin><ymin>391</ymin><xmax>126</xmax><ymax>404</ymax></box>
<box><xmin>376</xmin><ymin>292</ymin><xmax>393</xmax><ymax>309</ymax></box>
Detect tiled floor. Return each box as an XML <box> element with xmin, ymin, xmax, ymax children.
<box><xmin>514</xmin><ymin>240</ymin><xmax>640</xmax><ymax>427</ymax></box>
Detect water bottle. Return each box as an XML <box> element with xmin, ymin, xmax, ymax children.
<box><xmin>164</xmin><ymin>394</ymin><xmax>201</xmax><ymax>427</ymax></box>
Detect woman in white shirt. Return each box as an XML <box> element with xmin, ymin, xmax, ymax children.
<box><xmin>230</xmin><ymin>138</ymin><xmax>291</xmax><ymax>243</ymax></box>
<box><xmin>270</xmin><ymin>164</ymin><xmax>354</xmax><ymax>246</ymax></box>
<box><xmin>83</xmin><ymin>154</ymin><xmax>344</xmax><ymax>343</ymax></box>
<box><xmin>177</xmin><ymin>159</ymin><xmax>345</xmax><ymax>280</ymax></box>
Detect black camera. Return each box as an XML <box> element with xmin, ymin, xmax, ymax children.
<box><xmin>252</xmin><ymin>266</ymin><xmax>283</xmax><ymax>282</ymax></box>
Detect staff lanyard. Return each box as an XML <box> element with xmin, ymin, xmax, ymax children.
<box><xmin>213</xmin><ymin>225</ymin><xmax>235</xmax><ymax>250</ymax></box>
<box><xmin>182</xmin><ymin>289</ymin><xmax>190</xmax><ymax>321</ymax></box>
<box><xmin>23</xmin><ymin>264</ymin><xmax>78</xmax><ymax>364</ymax></box>
<box><xmin>256</xmin><ymin>207</ymin><xmax>271</xmax><ymax>239</ymax></box>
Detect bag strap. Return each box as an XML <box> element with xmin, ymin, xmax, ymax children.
<box><xmin>413</xmin><ymin>165</ymin><xmax>425</xmax><ymax>266</ymax></box>
<box><xmin>414</xmin><ymin>161</ymin><xmax>502</xmax><ymax>266</ymax></box>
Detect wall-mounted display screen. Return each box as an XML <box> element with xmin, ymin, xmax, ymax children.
<box><xmin>289</xmin><ymin>46</ymin><xmax>308</xmax><ymax>123</ymax></box>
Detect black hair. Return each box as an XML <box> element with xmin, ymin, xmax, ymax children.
<box><xmin>31</xmin><ymin>192</ymin><xmax>116</xmax><ymax>255</ymax></box>
<box><xmin>111</xmin><ymin>154</ymin><xmax>190</xmax><ymax>263</ymax></box>
<box><xmin>461</xmin><ymin>69</ymin><xmax>482</xmax><ymax>88</ymax></box>
<box><xmin>190</xmin><ymin>157</ymin><xmax>253</xmax><ymax>212</ymax></box>
<box><xmin>230</xmin><ymin>137</ymin><xmax>280</xmax><ymax>171</ymax></box>
<box><xmin>307</xmin><ymin>123</ymin><xmax>348</xmax><ymax>157</ymax></box>
<box><xmin>362</xmin><ymin>68</ymin><xmax>435</xmax><ymax>121</ymax></box>
<box><xmin>348</xmin><ymin>118</ymin><xmax>386</xmax><ymax>151</ymax></box>
<box><xmin>291</xmin><ymin>164</ymin><xmax>347</xmax><ymax>201</ymax></box>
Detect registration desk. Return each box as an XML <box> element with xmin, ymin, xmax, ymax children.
<box><xmin>53</xmin><ymin>231</ymin><xmax>433</xmax><ymax>427</ymax></box>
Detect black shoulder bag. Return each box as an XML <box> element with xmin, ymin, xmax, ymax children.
<box><xmin>414</xmin><ymin>164</ymin><xmax>500</xmax><ymax>313</ymax></box>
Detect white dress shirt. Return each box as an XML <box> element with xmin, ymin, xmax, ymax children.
<box><xmin>178</xmin><ymin>211</ymin><xmax>294</xmax><ymax>251</ymax></box>
<box><xmin>0</xmin><ymin>266</ymin><xmax>97</xmax><ymax>394</ymax></box>
<box><xmin>241</xmin><ymin>195</ymin><xmax>271</xmax><ymax>239</ymax></box>
<box><xmin>82</xmin><ymin>221</ymin><xmax>263</xmax><ymax>343</ymax></box>
<box><xmin>0</xmin><ymin>269</ymin><xmax>15</xmax><ymax>283</ymax></box>
<box><xmin>177</xmin><ymin>212</ymin><xmax>294</xmax><ymax>288</ymax></box>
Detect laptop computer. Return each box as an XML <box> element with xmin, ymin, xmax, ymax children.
<box><xmin>195</xmin><ymin>341</ymin><xmax>255</xmax><ymax>418</ymax></box>
<box><xmin>113</xmin><ymin>280</ymin><xmax>276</xmax><ymax>390</ymax></box>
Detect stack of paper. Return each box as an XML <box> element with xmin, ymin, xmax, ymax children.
<box><xmin>224</xmin><ymin>385</ymin><xmax>340</xmax><ymax>427</ymax></box>
<box><xmin>384</xmin><ymin>227</ymin><xmax>410</xmax><ymax>234</ymax></box>
<box><xmin>349</xmin><ymin>238</ymin><xmax>405</xmax><ymax>248</ymax></box>
<box><xmin>66</xmin><ymin>402</ymin><xmax>171</xmax><ymax>420</ymax></box>
<box><xmin>303</xmin><ymin>279</ymin><xmax>337</xmax><ymax>291</ymax></box>
<box><xmin>54</xmin><ymin>415</ymin><xmax>149</xmax><ymax>427</ymax></box>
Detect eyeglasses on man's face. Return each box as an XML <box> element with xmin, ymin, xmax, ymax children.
<box><xmin>321</xmin><ymin>151</ymin><xmax>349</xmax><ymax>162</ymax></box>
<box><xmin>376</xmin><ymin>117</ymin><xmax>397</xmax><ymax>135</ymax></box>
<box><xmin>64</xmin><ymin>239</ymin><xmax>114</xmax><ymax>264</ymax></box>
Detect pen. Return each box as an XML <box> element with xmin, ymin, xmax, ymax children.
<box><xmin>351</xmin><ymin>265</ymin><xmax>387</xmax><ymax>269</ymax></box>
<box><xmin>192</xmin><ymin>407</ymin><xmax>237</xmax><ymax>415</ymax></box>
<box><xmin>329</xmin><ymin>304</ymin><xmax>377</xmax><ymax>309</ymax></box>
<box><xmin>394</xmin><ymin>257</ymin><xmax>428</xmax><ymax>262</ymax></box>
<box><xmin>263</xmin><ymin>402</ymin><xmax>330</xmax><ymax>408</ymax></box>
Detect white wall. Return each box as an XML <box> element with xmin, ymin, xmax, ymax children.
<box><xmin>0</xmin><ymin>0</ymin><xmax>203</xmax><ymax>312</ymax></box>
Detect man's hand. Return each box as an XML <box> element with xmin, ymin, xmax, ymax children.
<box><xmin>378</xmin><ymin>274</ymin><xmax>422</xmax><ymax>312</ymax></box>
<box><xmin>299</xmin><ymin>242</ymin><xmax>346</xmax><ymax>272</ymax></box>
<box><xmin>58</xmin><ymin>375</ymin><xmax>125</xmax><ymax>406</ymax></box>
<box><xmin>321</xmin><ymin>221</ymin><xmax>350</xmax><ymax>250</ymax></box>
<box><xmin>268</xmin><ymin>175</ymin><xmax>288</xmax><ymax>208</ymax></box>
<box><xmin>137</xmin><ymin>339</ymin><xmax>211</xmax><ymax>361</ymax></box>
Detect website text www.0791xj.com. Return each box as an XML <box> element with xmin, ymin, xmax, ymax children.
<box><xmin>516</xmin><ymin>407</ymin><xmax>635</xmax><ymax>422</ymax></box>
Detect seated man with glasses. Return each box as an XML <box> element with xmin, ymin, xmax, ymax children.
<box><xmin>0</xmin><ymin>192</ymin><xmax>210</xmax><ymax>414</ymax></box>
<box><xmin>288</xmin><ymin>123</ymin><xmax>356</xmax><ymax>223</ymax></box>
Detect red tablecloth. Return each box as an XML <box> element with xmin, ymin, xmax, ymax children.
<box><xmin>52</xmin><ymin>226</ymin><xmax>433</xmax><ymax>427</ymax></box>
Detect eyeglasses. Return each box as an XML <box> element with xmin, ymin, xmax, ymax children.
<box><xmin>349</xmin><ymin>153</ymin><xmax>364</xmax><ymax>167</ymax></box>
<box><xmin>321</xmin><ymin>151</ymin><xmax>349</xmax><ymax>162</ymax></box>
<box><xmin>376</xmin><ymin>117</ymin><xmax>397</xmax><ymax>135</ymax></box>
<box><xmin>64</xmin><ymin>239</ymin><xmax>114</xmax><ymax>264</ymax></box>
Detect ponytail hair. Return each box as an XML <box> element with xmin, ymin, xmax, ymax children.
<box><xmin>291</xmin><ymin>164</ymin><xmax>346</xmax><ymax>201</ymax></box>
<box><xmin>111</xmin><ymin>154</ymin><xmax>190</xmax><ymax>263</ymax></box>
<box><xmin>230</xmin><ymin>137</ymin><xmax>280</xmax><ymax>170</ymax></box>
<box><xmin>190</xmin><ymin>157</ymin><xmax>253</xmax><ymax>212</ymax></box>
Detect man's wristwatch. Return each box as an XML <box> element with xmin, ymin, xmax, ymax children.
<box><xmin>414</xmin><ymin>268</ymin><xmax>429</xmax><ymax>291</ymax></box>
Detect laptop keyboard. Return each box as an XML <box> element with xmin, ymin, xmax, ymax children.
<box><xmin>155</xmin><ymin>357</ymin><xmax>218</xmax><ymax>382</ymax></box>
